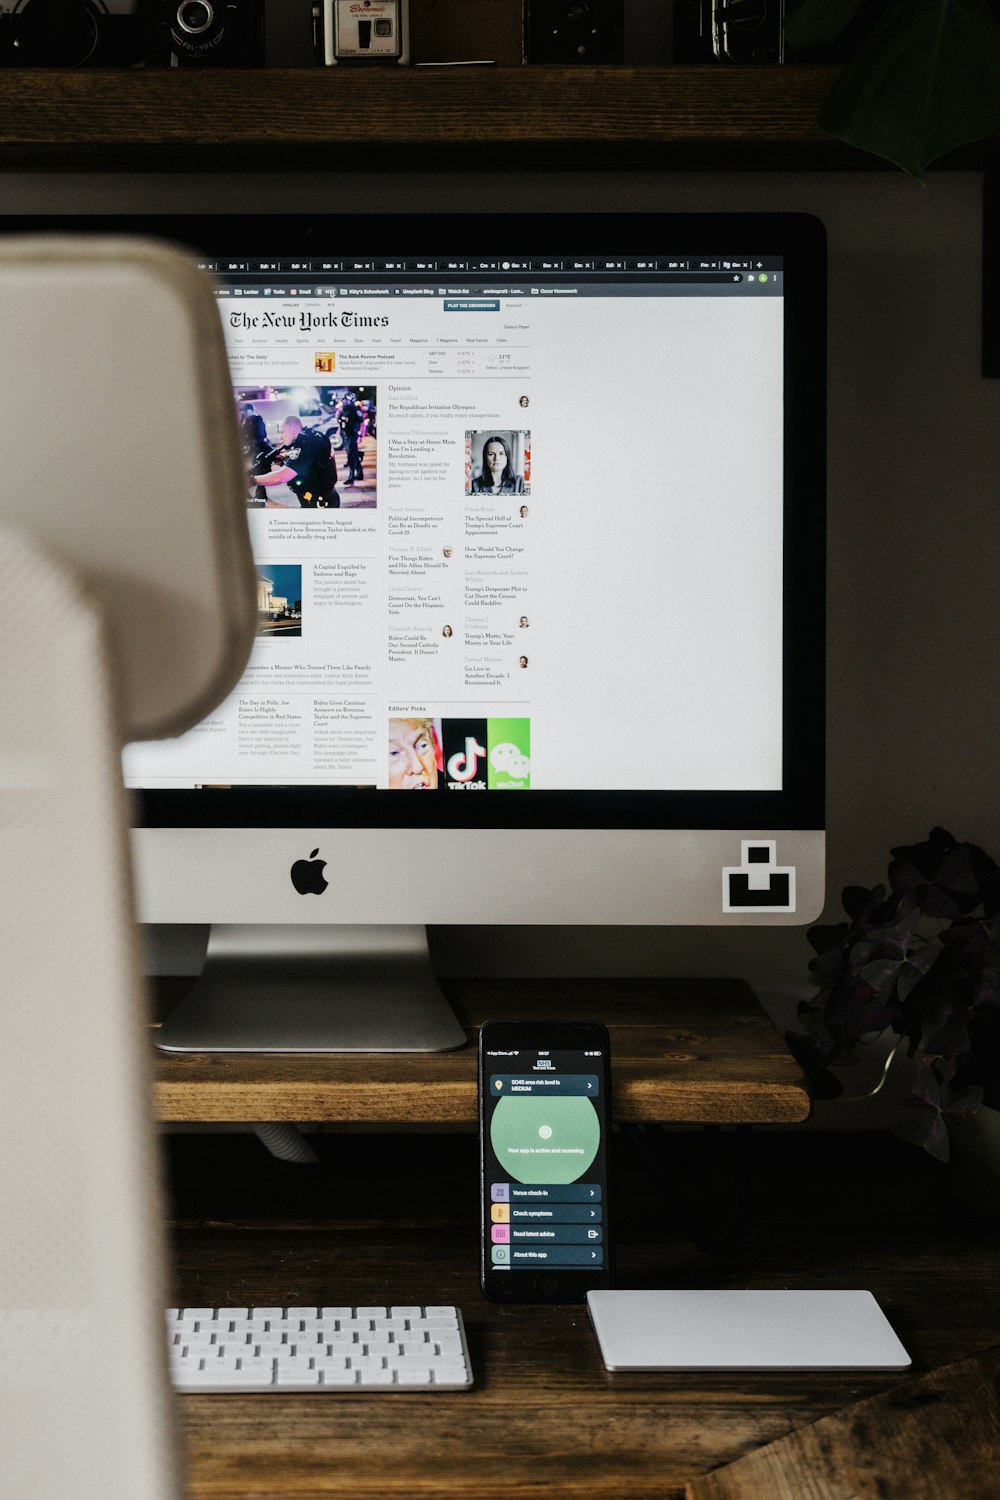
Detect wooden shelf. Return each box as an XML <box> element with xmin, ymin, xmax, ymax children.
<box><xmin>152</xmin><ymin>976</ymin><xmax>811</xmax><ymax>1125</ymax></box>
<box><xmin>0</xmin><ymin>64</ymin><xmax>905</xmax><ymax>171</ymax></box>
<box><xmin>3</xmin><ymin>65</ymin><xmax>996</xmax><ymax>172</ymax></box>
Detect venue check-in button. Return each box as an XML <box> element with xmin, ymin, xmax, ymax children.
<box><xmin>508</xmin><ymin>1184</ymin><xmax>601</xmax><ymax>1203</ymax></box>
<box><xmin>491</xmin><ymin>1183</ymin><xmax>511</xmax><ymax>1202</ymax></box>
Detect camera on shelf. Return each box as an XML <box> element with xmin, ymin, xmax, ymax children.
<box><xmin>0</xmin><ymin>0</ymin><xmax>150</xmax><ymax>66</ymax></box>
<box><xmin>526</xmin><ymin>0</ymin><xmax>623</xmax><ymax>62</ymax></box>
<box><xmin>321</xmin><ymin>0</ymin><xmax>408</xmax><ymax>63</ymax></box>
<box><xmin>152</xmin><ymin>0</ymin><xmax>263</xmax><ymax>65</ymax></box>
<box><xmin>674</xmin><ymin>0</ymin><xmax>783</xmax><ymax>64</ymax></box>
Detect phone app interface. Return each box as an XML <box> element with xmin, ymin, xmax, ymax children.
<box><xmin>483</xmin><ymin>1044</ymin><xmax>607</xmax><ymax>1274</ymax></box>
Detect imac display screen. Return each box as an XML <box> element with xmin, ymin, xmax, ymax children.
<box><xmin>30</xmin><ymin>212</ymin><xmax>824</xmax><ymax>938</ymax></box>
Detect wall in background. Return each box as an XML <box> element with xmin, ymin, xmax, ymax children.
<box><xmin>4</xmin><ymin>169</ymin><xmax>993</xmax><ymax>998</ymax></box>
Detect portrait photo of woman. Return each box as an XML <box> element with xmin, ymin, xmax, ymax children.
<box><xmin>465</xmin><ymin>430</ymin><xmax>531</xmax><ymax>497</ymax></box>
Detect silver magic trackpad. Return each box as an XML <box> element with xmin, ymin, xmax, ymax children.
<box><xmin>587</xmin><ymin>1290</ymin><xmax>911</xmax><ymax>1371</ymax></box>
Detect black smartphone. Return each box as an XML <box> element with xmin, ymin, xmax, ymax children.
<box><xmin>478</xmin><ymin>1019</ymin><xmax>613</xmax><ymax>1303</ymax></box>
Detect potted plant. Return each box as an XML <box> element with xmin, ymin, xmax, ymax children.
<box><xmin>785</xmin><ymin>0</ymin><xmax>1000</xmax><ymax>179</ymax></box>
<box><xmin>789</xmin><ymin>828</ymin><xmax>1000</xmax><ymax>1189</ymax></box>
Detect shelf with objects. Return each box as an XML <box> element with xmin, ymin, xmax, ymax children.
<box><xmin>152</xmin><ymin>977</ymin><xmax>811</xmax><ymax>1125</ymax></box>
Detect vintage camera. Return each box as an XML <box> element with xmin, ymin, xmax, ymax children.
<box><xmin>321</xmin><ymin>0</ymin><xmax>408</xmax><ymax>63</ymax></box>
<box><xmin>152</xmin><ymin>0</ymin><xmax>263</xmax><ymax>65</ymax></box>
<box><xmin>0</xmin><ymin>0</ymin><xmax>150</xmax><ymax>66</ymax></box>
<box><xmin>674</xmin><ymin>0</ymin><xmax>783</xmax><ymax>64</ymax></box>
<box><xmin>526</xmin><ymin>0</ymin><xmax>623</xmax><ymax>62</ymax></box>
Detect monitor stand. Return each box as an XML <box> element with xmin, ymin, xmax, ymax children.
<box><xmin>154</xmin><ymin>924</ymin><xmax>468</xmax><ymax>1054</ymax></box>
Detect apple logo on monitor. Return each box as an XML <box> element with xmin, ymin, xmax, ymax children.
<box><xmin>290</xmin><ymin>848</ymin><xmax>328</xmax><ymax>895</ymax></box>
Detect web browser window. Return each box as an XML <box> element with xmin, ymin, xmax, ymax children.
<box><xmin>123</xmin><ymin>252</ymin><xmax>786</xmax><ymax>796</ymax></box>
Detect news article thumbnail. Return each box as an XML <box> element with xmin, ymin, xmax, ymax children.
<box><xmin>465</xmin><ymin>431</ymin><xmax>531</xmax><ymax>497</ymax></box>
<box><xmin>387</xmin><ymin>717</ymin><xmax>530</xmax><ymax>790</ymax></box>
<box><xmin>255</xmin><ymin>564</ymin><xmax>302</xmax><ymax>638</ymax></box>
<box><xmin>236</xmin><ymin>385</ymin><xmax>377</xmax><ymax>510</ymax></box>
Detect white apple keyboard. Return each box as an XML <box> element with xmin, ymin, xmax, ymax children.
<box><xmin>166</xmin><ymin>1305</ymin><xmax>473</xmax><ymax>1390</ymax></box>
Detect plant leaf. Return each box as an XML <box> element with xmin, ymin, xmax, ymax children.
<box><xmin>912</xmin><ymin>1058</ymin><xmax>942</xmax><ymax>1109</ymax></box>
<box><xmin>807</xmin><ymin>920</ymin><xmax>849</xmax><ymax>956</ymax></box>
<box><xmin>818</xmin><ymin>0</ymin><xmax>1000</xmax><ymax>179</ymax></box>
<box><xmin>842</xmin><ymin>882</ymin><xmax>888</xmax><ymax>924</ymax></box>
<box><xmin>858</xmin><ymin>957</ymin><xmax>903</xmax><ymax>996</ymax></box>
<box><xmin>894</xmin><ymin>1105</ymin><xmax>951</xmax><ymax>1160</ymax></box>
<box><xmin>944</xmin><ymin>1083</ymin><xmax>984</xmax><ymax>1128</ymax></box>
<box><xmin>896</xmin><ymin>939</ymin><xmax>943</xmax><ymax>1001</ymax></box>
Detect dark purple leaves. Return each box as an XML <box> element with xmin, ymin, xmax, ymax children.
<box><xmin>790</xmin><ymin>828</ymin><xmax>1000</xmax><ymax>1154</ymax></box>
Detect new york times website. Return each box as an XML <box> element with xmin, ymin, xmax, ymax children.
<box><xmin>123</xmin><ymin>262</ymin><xmax>785</xmax><ymax>794</ymax></box>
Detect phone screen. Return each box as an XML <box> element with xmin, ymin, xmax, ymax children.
<box><xmin>479</xmin><ymin>1023</ymin><xmax>611</xmax><ymax>1300</ymax></box>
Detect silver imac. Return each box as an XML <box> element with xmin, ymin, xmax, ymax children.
<box><xmin>54</xmin><ymin>211</ymin><xmax>825</xmax><ymax>1053</ymax></box>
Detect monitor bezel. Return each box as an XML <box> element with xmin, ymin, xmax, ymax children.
<box><xmin>13</xmin><ymin>211</ymin><xmax>825</xmax><ymax>833</ymax></box>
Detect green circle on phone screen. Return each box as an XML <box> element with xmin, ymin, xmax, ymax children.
<box><xmin>490</xmin><ymin>1095</ymin><xmax>601</xmax><ymax>1184</ymax></box>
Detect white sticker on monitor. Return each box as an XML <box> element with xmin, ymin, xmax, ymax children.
<box><xmin>723</xmin><ymin>840</ymin><xmax>796</xmax><ymax>913</ymax></box>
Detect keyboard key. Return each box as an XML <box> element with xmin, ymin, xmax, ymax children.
<box><xmin>276</xmin><ymin>1369</ymin><xmax>321</xmax><ymax>1387</ymax></box>
<box><xmin>175</xmin><ymin>1365</ymin><xmax>271</xmax><ymax>1389</ymax></box>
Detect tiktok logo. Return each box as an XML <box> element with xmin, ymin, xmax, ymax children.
<box><xmin>447</xmin><ymin>736</ymin><xmax>486</xmax><ymax>782</ymax></box>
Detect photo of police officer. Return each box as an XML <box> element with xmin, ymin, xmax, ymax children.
<box><xmin>240</xmin><ymin>402</ymin><xmax>269</xmax><ymax>503</ymax></box>
<box><xmin>234</xmin><ymin>385</ymin><xmax>377</xmax><ymax>509</ymax></box>
<box><xmin>252</xmin><ymin>415</ymin><xmax>340</xmax><ymax>509</ymax></box>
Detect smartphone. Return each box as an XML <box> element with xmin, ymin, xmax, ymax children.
<box><xmin>479</xmin><ymin>1020</ymin><xmax>613</xmax><ymax>1303</ymax></box>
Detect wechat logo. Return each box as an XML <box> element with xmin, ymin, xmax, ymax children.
<box><xmin>491</xmin><ymin>741</ymin><xmax>530</xmax><ymax>779</ymax></box>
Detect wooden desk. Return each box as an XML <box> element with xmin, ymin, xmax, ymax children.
<box><xmin>153</xmin><ymin>978</ymin><xmax>810</xmax><ymax>1125</ymax></box>
<box><xmin>165</xmin><ymin>1130</ymin><xmax>1000</xmax><ymax>1499</ymax></box>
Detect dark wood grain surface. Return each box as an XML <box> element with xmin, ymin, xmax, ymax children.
<box><xmin>685</xmin><ymin>1346</ymin><xmax>1000</xmax><ymax>1499</ymax></box>
<box><xmin>153</xmin><ymin>977</ymin><xmax>811</xmax><ymax>1125</ymax></box>
<box><xmin>3</xmin><ymin>64</ymin><xmax>982</xmax><ymax>172</ymax></box>
<box><xmin>1</xmin><ymin>66</ymin><xmax>833</xmax><ymax>171</ymax></box>
<box><xmin>164</xmin><ymin>1129</ymin><xmax>1000</xmax><ymax>1499</ymax></box>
